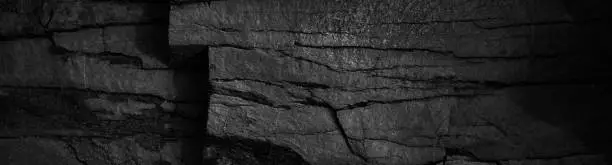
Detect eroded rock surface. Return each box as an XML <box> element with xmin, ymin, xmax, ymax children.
<box><xmin>2</xmin><ymin>0</ymin><xmax>611</xmax><ymax>164</ymax></box>
<box><xmin>170</xmin><ymin>0</ymin><xmax>611</xmax><ymax>165</ymax></box>
<box><xmin>1</xmin><ymin>0</ymin><xmax>308</xmax><ymax>164</ymax></box>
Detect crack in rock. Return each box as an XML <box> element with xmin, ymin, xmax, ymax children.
<box><xmin>213</xmin><ymin>86</ymin><xmax>292</xmax><ymax>110</ymax></box>
<box><xmin>64</xmin><ymin>141</ymin><xmax>90</xmax><ymax>165</ymax></box>
<box><xmin>296</xmin><ymin>90</ymin><xmax>369</xmax><ymax>162</ymax></box>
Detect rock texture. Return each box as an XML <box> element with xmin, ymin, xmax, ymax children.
<box><xmin>1</xmin><ymin>0</ymin><xmax>611</xmax><ymax>164</ymax></box>
<box><xmin>169</xmin><ymin>0</ymin><xmax>611</xmax><ymax>165</ymax></box>
<box><xmin>1</xmin><ymin>0</ymin><xmax>307</xmax><ymax>164</ymax></box>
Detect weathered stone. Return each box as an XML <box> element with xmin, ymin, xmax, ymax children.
<box><xmin>0</xmin><ymin>39</ymin><xmax>176</xmax><ymax>99</ymax></box>
<box><xmin>0</xmin><ymin>87</ymin><xmax>175</xmax><ymax>138</ymax></box>
<box><xmin>207</xmin><ymin>93</ymin><xmax>355</xmax><ymax>163</ymax></box>
<box><xmin>69</xmin><ymin>136</ymin><xmax>181</xmax><ymax>165</ymax></box>
<box><xmin>170</xmin><ymin>0</ymin><xmax>612</xmax><ymax>164</ymax></box>
<box><xmin>83</xmin><ymin>94</ymin><xmax>158</xmax><ymax>120</ymax></box>
<box><xmin>103</xmin><ymin>25</ymin><xmax>169</xmax><ymax>68</ymax></box>
<box><xmin>0</xmin><ymin>0</ymin><xmax>49</xmax><ymax>37</ymax></box>
<box><xmin>54</xmin><ymin>28</ymin><xmax>105</xmax><ymax>52</ymax></box>
<box><xmin>1</xmin><ymin>0</ymin><xmax>610</xmax><ymax>164</ymax></box>
<box><xmin>48</xmin><ymin>1</ymin><xmax>167</xmax><ymax>30</ymax></box>
<box><xmin>52</xmin><ymin>25</ymin><xmax>169</xmax><ymax>68</ymax></box>
<box><xmin>339</xmin><ymin>98</ymin><xmax>453</xmax><ymax>146</ymax></box>
<box><xmin>1</xmin><ymin>0</ymin><xmax>166</xmax><ymax>37</ymax></box>
<box><xmin>0</xmin><ymin>138</ymin><xmax>82</xmax><ymax>165</ymax></box>
<box><xmin>169</xmin><ymin>0</ymin><xmax>573</xmax><ymax>56</ymax></box>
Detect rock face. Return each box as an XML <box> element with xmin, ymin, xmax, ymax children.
<box><xmin>169</xmin><ymin>0</ymin><xmax>612</xmax><ymax>164</ymax></box>
<box><xmin>1</xmin><ymin>0</ymin><xmax>611</xmax><ymax>165</ymax></box>
<box><xmin>1</xmin><ymin>0</ymin><xmax>306</xmax><ymax>164</ymax></box>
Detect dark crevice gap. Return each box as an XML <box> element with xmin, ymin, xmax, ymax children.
<box><xmin>87</xmin><ymin>52</ymin><xmax>145</xmax><ymax>66</ymax></box>
<box><xmin>51</xmin><ymin>48</ymin><xmax>147</xmax><ymax>67</ymax></box>
<box><xmin>293</xmin><ymin>41</ymin><xmax>452</xmax><ymax>54</ymax></box>
<box><xmin>64</xmin><ymin>142</ymin><xmax>89</xmax><ymax>165</ymax></box>
<box><xmin>213</xmin><ymin>86</ymin><xmax>291</xmax><ymax>110</ymax></box>
<box><xmin>197</xmin><ymin>23</ymin><xmax>356</xmax><ymax>35</ymax></box>
<box><xmin>212</xmin><ymin>78</ymin><xmax>285</xmax><ymax>88</ymax></box>
<box><xmin>0</xmin><ymin>85</ymin><xmax>171</xmax><ymax>103</ymax></box>
<box><xmin>170</xmin><ymin>43</ymin><xmax>209</xmax><ymax>164</ymax></box>
<box><xmin>337</xmin><ymin>94</ymin><xmax>487</xmax><ymax>111</ymax></box>
<box><xmin>282</xmin><ymin>80</ymin><xmax>331</xmax><ymax>89</ymax></box>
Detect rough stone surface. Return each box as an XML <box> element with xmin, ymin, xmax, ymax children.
<box><xmin>0</xmin><ymin>38</ymin><xmax>175</xmax><ymax>99</ymax></box>
<box><xmin>2</xmin><ymin>0</ymin><xmax>310</xmax><ymax>164</ymax></box>
<box><xmin>169</xmin><ymin>0</ymin><xmax>611</xmax><ymax>165</ymax></box>
<box><xmin>0</xmin><ymin>138</ymin><xmax>82</xmax><ymax>165</ymax></box>
<box><xmin>2</xmin><ymin>0</ymin><xmax>611</xmax><ymax>164</ymax></box>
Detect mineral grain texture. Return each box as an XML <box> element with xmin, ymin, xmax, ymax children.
<box><xmin>169</xmin><ymin>0</ymin><xmax>611</xmax><ymax>165</ymax></box>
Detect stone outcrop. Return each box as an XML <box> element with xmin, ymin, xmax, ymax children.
<box><xmin>1</xmin><ymin>0</ymin><xmax>307</xmax><ymax>164</ymax></box>
<box><xmin>169</xmin><ymin>0</ymin><xmax>611</xmax><ymax>164</ymax></box>
<box><xmin>2</xmin><ymin>0</ymin><xmax>611</xmax><ymax>164</ymax></box>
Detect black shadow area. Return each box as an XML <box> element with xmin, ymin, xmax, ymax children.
<box><xmin>170</xmin><ymin>45</ymin><xmax>211</xmax><ymax>165</ymax></box>
<box><xmin>506</xmin><ymin>0</ymin><xmax>612</xmax><ymax>163</ymax></box>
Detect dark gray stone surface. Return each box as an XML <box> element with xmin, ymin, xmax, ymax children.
<box><xmin>1</xmin><ymin>0</ymin><xmax>611</xmax><ymax>164</ymax></box>
<box><xmin>169</xmin><ymin>0</ymin><xmax>611</xmax><ymax>164</ymax></box>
